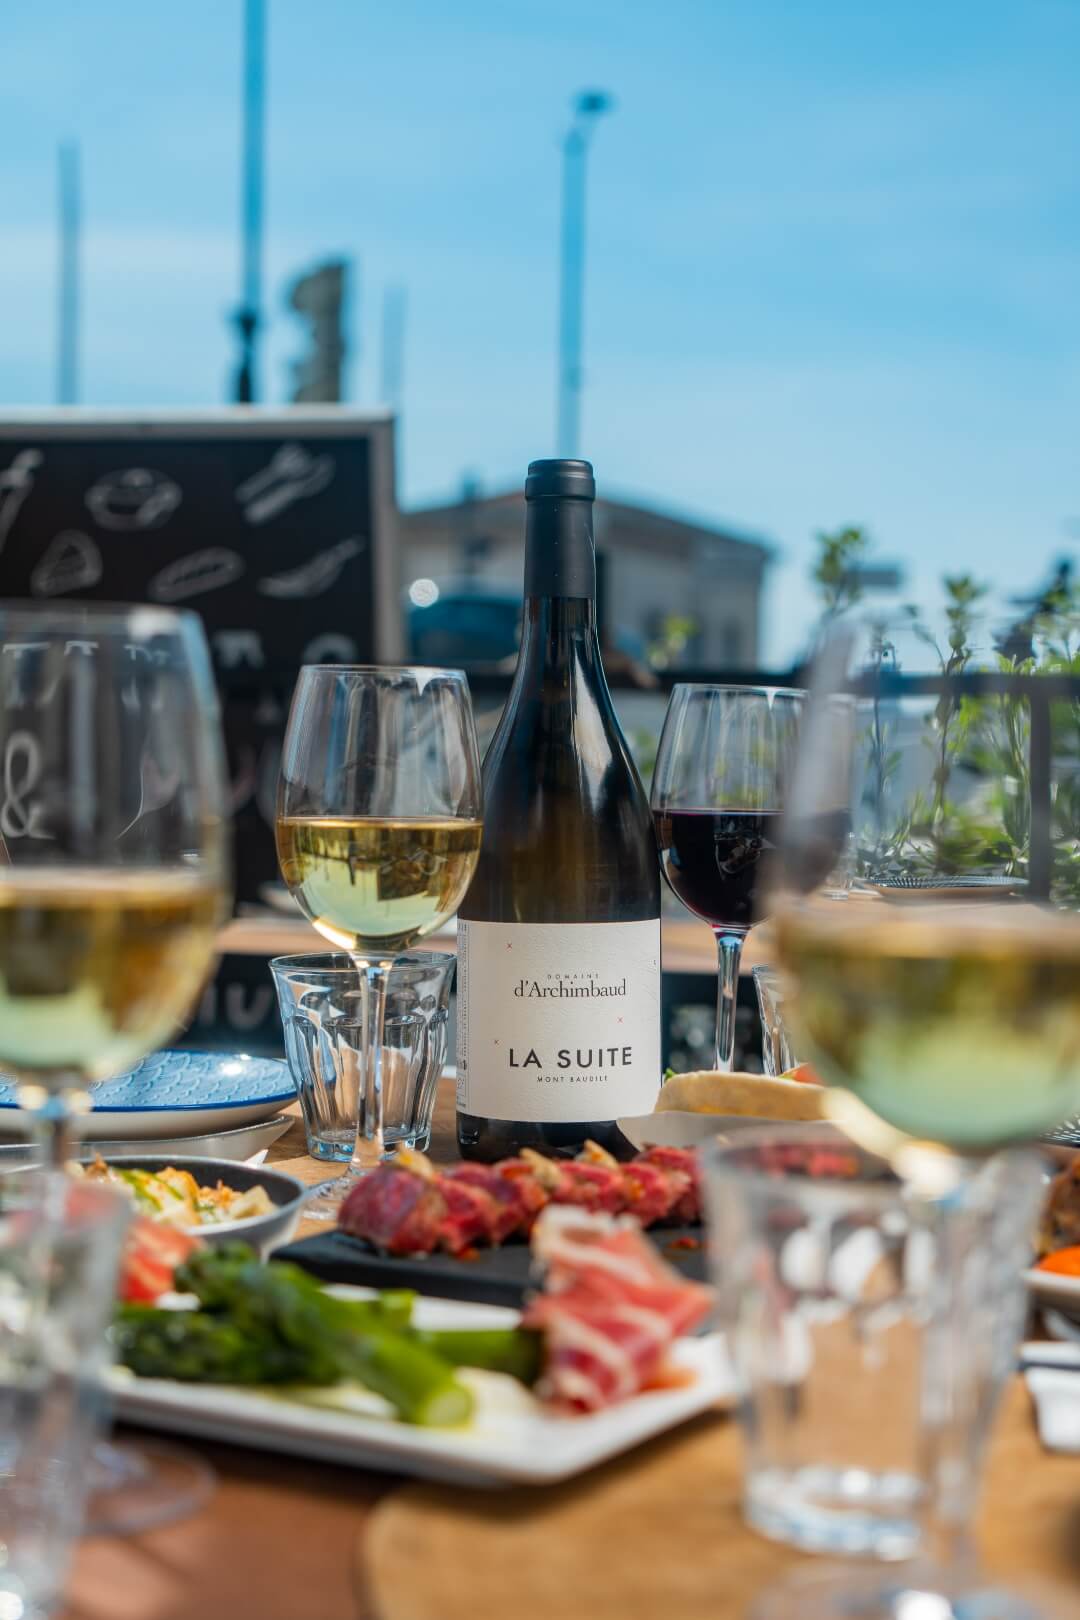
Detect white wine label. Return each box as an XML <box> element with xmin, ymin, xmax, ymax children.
<box><xmin>456</xmin><ymin>919</ymin><xmax>662</xmax><ymax>1123</ymax></box>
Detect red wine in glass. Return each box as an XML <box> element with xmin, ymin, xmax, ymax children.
<box><xmin>653</xmin><ymin>808</ymin><xmax>781</xmax><ymax>933</ymax></box>
<box><xmin>650</xmin><ymin>686</ymin><xmax>806</xmax><ymax>1072</ymax></box>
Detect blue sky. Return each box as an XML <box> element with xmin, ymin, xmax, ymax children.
<box><xmin>2</xmin><ymin>0</ymin><xmax>1078</xmax><ymax>661</ymax></box>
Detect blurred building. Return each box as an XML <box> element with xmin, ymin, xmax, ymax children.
<box><xmin>399</xmin><ymin>487</ymin><xmax>772</xmax><ymax>668</ymax></box>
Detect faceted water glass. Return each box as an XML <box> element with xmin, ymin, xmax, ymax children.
<box><xmin>271</xmin><ymin>951</ymin><xmax>456</xmax><ymax>1164</ymax></box>
<box><xmin>702</xmin><ymin>1127</ymin><xmax>1043</xmax><ymax>1565</ymax></box>
<box><xmin>0</xmin><ymin>1175</ymin><xmax>129</xmax><ymax>1620</ymax></box>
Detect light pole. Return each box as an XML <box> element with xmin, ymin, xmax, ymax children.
<box><xmin>556</xmin><ymin>90</ymin><xmax>613</xmax><ymax>458</ymax></box>
<box><xmin>232</xmin><ymin>0</ymin><xmax>267</xmax><ymax>404</ymax></box>
<box><xmin>57</xmin><ymin>141</ymin><xmax>80</xmax><ymax>405</ymax></box>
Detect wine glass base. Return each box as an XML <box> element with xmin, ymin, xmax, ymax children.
<box><xmin>302</xmin><ymin>1173</ymin><xmax>357</xmax><ymax>1220</ymax></box>
<box><xmin>750</xmin><ymin>1564</ymin><xmax>1073</xmax><ymax>1620</ymax></box>
<box><xmin>86</xmin><ymin>1439</ymin><xmax>215</xmax><ymax>1536</ymax></box>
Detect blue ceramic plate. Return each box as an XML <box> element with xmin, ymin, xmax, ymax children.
<box><xmin>0</xmin><ymin>1050</ymin><xmax>295</xmax><ymax>1141</ymax></box>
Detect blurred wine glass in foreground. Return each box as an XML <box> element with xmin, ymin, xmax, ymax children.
<box><xmin>767</xmin><ymin>611</ymin><xmax>1080</xmax><ymax>1619</ymax></box>
<box><xmin>276</xmin><ymin>665</ymin><xmax>482</xmax><ymax>1213</ymax></box>
<box><xmin>0</xmin><ymin>601</ymin><xmax>230</xmax><ymax>1534</ymax></box>
<box><xmin>0</xmin><ymin>603</ymin><xmax>228</xmax><ymax>1164</ymax></box>
<box><xmin>651</xmin><ymin>685</ymin><xmax>805</xmax><ymax>1072</ymax></box>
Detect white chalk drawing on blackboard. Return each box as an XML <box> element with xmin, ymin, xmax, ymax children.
<box><xmin>1</xmin><ymin>732</ymin><xmax>51</xmax><ymax>841</ymax></box>
<box><xmin>149</xmin><ymin>548</ymin><xmax>245</xmax><ymax>603</ymax></box>
<box><xmin>0</xmin><ymin>449</ymin><xmax>43</xmax><ymax>557</ymax></box>
<box><xmin>117</xmin><ymin>753</ymin><xmax>183</xmax><ymax>839</ymax></box>
<box><xmin>85</xmin><ymin>467</ymin><xmax>182</xmax><ymax>532</ymax></box>
<box><xmin>30</xmin><ymin>530</ymin><xmax>103</xmax><ymax>597</ymax></box>
<box><xmin>255</xmin><ymin>734</ymin><xmax>282</xmax><ymax>827</ymax></box>
<box><xmin>235</xmin><ymin>443</ymin><xmax>335</xmax><ymax>526</ymax></box>
<box><xmin>256</xmin><ymin>535</ymin><xmax>362</xmax><ymax>599</ymax></box>
<box><xmin>301</xmin><ymin>632</ymin><xmax>359</xmax><ymax>665</ymax></box>
<box><xmin>229</xmin><ymin>743</ymin><xmax>258</xmax><ymax>813</ymax></box>
<box><xmin>224</xmin><ymin>984</ymin><xmax>275</xmax><ymax>1031</ymax></box>
<box><xmin>213</xmin><ymin>630</ymin><xmax>265</xmax><ymax>671</ymax></box>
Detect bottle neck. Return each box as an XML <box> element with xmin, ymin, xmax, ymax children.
<box><xmin>516</xmin><ymin>595</ymin><xmax>601</xmax><ymax>685</ymax></box>
<box><xmin>510</xmin><ymin>490</ymin><xmax>603</xmax><ymax>691</ymax></box>
<box><xmin>523</xmin><ymin>494</ymin><xmax>596</xmax><ymax>598</ymax></box>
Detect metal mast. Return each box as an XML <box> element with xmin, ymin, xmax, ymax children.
<box><xmin>57</xmin><ymin>141</ymin><xmax>81</xmax><ymax>405</ymax></box>
<box><xmin>555</xmin><ymin>90</ymin><xmax>613</xmax><ymax>458</ymax></box>
<box><xmin>232</xmin><ymin>0</ymin><xmax>267</xmax><ymax>403</ymax></box>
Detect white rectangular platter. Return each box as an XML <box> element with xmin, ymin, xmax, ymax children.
<box><xmin>106</xmin><ymin>1289</ymin><xmax>734</xmax><ymax>1488</ymax></box>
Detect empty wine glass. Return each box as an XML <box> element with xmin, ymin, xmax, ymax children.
<box><xmin>651</xmin><ymin>685</ymin><xmax>805</xmax><ymax>1071</ymax></box>
<box><xmin>276</xmin><ymin>665</ymin><xmax>482</xmax><ymax>1210</ymax></box>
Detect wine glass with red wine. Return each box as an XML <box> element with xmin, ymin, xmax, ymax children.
<box><xmin>651</xmin><ymin>685</ymin><xmax>805</xmax><ymax>1072</ymax></box>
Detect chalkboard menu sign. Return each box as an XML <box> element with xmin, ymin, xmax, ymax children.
<box><xmin>0</xmin><ymin>409</ymin><xmax>400</xmax><ymax>905</ymax></box>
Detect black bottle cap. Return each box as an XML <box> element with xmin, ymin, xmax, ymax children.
<box><xmin>523</xmin><ymin>460</ymin><xmax>596</xmax><ymax>598</ymax></box>
<box><xmin>525</xmin><ymin>459</ymin><xmax>595</xmax><ymax>502</ymax></box>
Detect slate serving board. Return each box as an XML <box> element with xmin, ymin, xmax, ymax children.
<box><xmin>272</xmin><ymin>1226</ymin><xmax>709</xmax><ymax>1309</ymax></box>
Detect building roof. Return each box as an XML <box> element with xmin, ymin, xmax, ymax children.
<box><xmin>399</xmin><ymin>488</ymin><xmax>773</xmax><ymax>571</ymax></box>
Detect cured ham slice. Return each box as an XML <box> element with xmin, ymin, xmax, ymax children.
<box><xmin>522</xmin><ymin>1206</ymin><xmax>714</xmax><ymax>1413</ymax></box>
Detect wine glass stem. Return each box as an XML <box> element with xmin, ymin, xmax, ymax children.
<box><xmin>23</xmin><ymin>1083</ymin><xmax>79</xmax><ymax>1171</ymax></box>
<box><xmin>349</xmin><ymin>959</ymin><xmax>391</xmax><ymax>1174</ymax></box>
<box><xmin>713</xmin><ymin>932</ymin><xmax>744</xmax><ymax>1073</ymax></box>
<box><xmin>913</xmin><ymin>1178</ymin><xmax>986</xmax><ymax>1581</ymax></box>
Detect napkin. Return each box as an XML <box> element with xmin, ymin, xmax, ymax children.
<box><xmin>1023</xmin><ymin>1341</ymin><xmax>1080</xmax><ymax>1452</ymax></box>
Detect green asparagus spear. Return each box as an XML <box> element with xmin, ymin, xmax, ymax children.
<box><xmin>114</xmin><ymin>1303</ymin><xmax>330</xmax><ymax>1384</ymax></box>
<box><xmin>345</xmin><ymin>1332</ymin><xmax>475</xmax><ymax>1426</ymax></box>
<box><xmin>411</xmin><ymin>1328</ymin><xmax>543</xmax><ymax>1386</ymax></box>
<box><xmin>117</xmin><ymin>1248</ymin><xmax>473</xmax><ymax>1425</ymax></box>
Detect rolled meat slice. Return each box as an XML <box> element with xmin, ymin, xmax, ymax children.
<box><xmin>493</xmin><ymin>1158</ymin><xmax>551</xmax><ymax>1233</ymax></box>
<box><xmin>446</xmin><ymin>1164</ymin><xmax>530</xmax><ymax>1244</ymax></box>
<box><xmin>338</xmin><ymin>1162</ymin><xmax>446</xmax><ymax>1256</ymax></box>
<box><xmin>634</xmin><ymin>1144</ymin><xmax>702</xmax><ymax>1224</ymax></box>
<box><xmin>578</xmin><ymin>1140</ymin><xmax>688</xmax><ymax>1227</ymax></box>
<box><xmin>437</xmin><ymin>1175</ymin><xmax>501</xmax><ymax>1255</ymax></box>
<box><xmin>517</xmin><ymin>1148</ymin><xmax>627</xmax><ymax>1215</ymax></box>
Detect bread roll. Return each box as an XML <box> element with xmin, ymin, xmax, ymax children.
<box><xmin>656</xmin><ymin>1069</ymin><xmax>825</xmax><ymax>1121</ymax></box>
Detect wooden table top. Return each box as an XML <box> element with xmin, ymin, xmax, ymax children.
<box><xmin>218</xmin><ymin>912</ymin><xmax>774</xmax><ymax>977</ymax></box>
<box><xmin>63</xmin><ymin>1083</ymin><xmax>1080</xmax><ymax>1620</ymax></box>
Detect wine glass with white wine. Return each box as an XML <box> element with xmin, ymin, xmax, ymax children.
<box><xmin>0</xmin><ymin>603</ymin><xmax>228</xmax><ymax>1160</ymax></box>
<box><xmin>276</xmin><ymin>665</ymin><xmax>482</xmax><ymax>1213</ymax></box>
<box><xmin>766</xmin><ymin>611</ymin><xmax>1080</xmax><ymax>1620</ymax></box>
<box><xmin>0</xmin><ymin>601</ymin><xmax>230</xmax><ymax>1530</ymax></box>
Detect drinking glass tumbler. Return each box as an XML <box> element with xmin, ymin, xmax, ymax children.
<box><xmin>0</xmin><ymin>1174</ymin><xmax>129</xmax><ymax>1620</ymax></box>
<box><xmin>752</xmin><ymin>965</ymin><xmax>800</xmax><ymax>1077</ymax></box>
<box><xmin>271</xmin><ymin>951</ymin><xmax>456</xmax><ymax>1168</ymax></box>
<box><xmin>701</xmin><ymin>1126</ymin><xmax>1043</xmax><ymax>1565</ymax></box>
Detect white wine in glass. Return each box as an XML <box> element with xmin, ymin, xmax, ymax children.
<box><xmin>0</xmin><ymin>606</ymin><xmax>228</xmax><ymax>1158</ymax></box>
<box><xmin>770</xmin><ymin>613</ymin><xmax>1080</xmax><ymax>1620</ymax></box>
<box><xmin>275</xmin><ymin>814</ymin><xmax>482</xmax><ymax>955</ymax></box>
<box><xmin>775</xmin><ymin>899</ymin><xmax>1080</xmax><ymax>1151</ymax></box>
<box><xmin>0</xmin><ymin>867</ymin><xmax>220</xmax><ymax>1080</ymax></box>
<box><xmin>276</xmin><ymin>665</ymin><xmax>482</xmax><ymax>1209</ymax></box>
<box><xmin>0</xmin><ymin>602</ymin><xmax>230</xmax><ymax>1536</ymax></box>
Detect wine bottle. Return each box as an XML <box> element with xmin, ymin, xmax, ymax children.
<box><xmin>456</xmin><ymin>459</ymin><xmax>661</xmax><ymax>1160</ymax></box>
